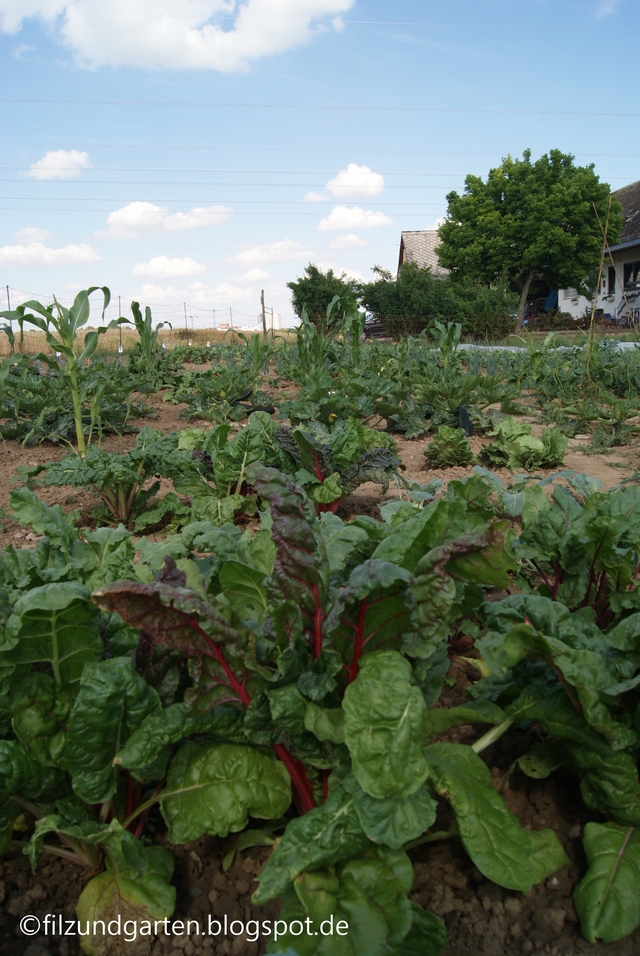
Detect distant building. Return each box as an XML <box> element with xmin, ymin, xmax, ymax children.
<box><xmin>560</xmin><ymin>179</ymin><xmax>640</xmax><ymax>324</ymax></box>
<box><xmin>397</xmin><ymin>230</ymin><xmax>449</xmax><ymax>277</ymax></box>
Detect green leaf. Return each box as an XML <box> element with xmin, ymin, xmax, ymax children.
<box><xmin>424</xmin><ymin>426</ymin><xmax>475</xmax><ymax>468</ymax></box>
<box><xmin>218</xmin><ymin>560</ymin><xmax>268</xmax><ymax>622</ymax></box>
<box><xmin>424</xmin><ymin>700</ymin><xmax>505</xmax><ymax>742</ymax></box>
<box><xmin>10</xmin><ymin>673</ymin><xmax>71</xmax><ymax>766</ymax></box>
<box><xmin>161</xmin><ymin>741</ymin><xmax>291</xmax><ymax>842</ymax></box>
<box><xmin>304</xmin><ymin>702</ymin><xmax>345</xmax><ymax>744</ymax></box>
<box><xmin>342</xmin><ymin>774</ymin><xmax>437</xmax><ymax>850</ymax></box>
<box><xmin>222</xmin><ymin>828</ymin><xmax>277</xmax><ymax>873</ymax></box>
<box><xmin>574</xmin><ymin>822</ymin><xmax>640</xmax><ymax>943</ymax></box>
<box><xmin>424</xmin><ymin>743</ymin><xmax>566</xmax><ymax>892</ymax></box>
<box><xmin>253</xmin><ymin>785</ymin><xmax>368</xmax><ymax>904</ymax></box>
<box><xmin>267</xmin><ymin>845</ymin><xmax>414</xmax><ymax>956</ymax></box>
<box><xmin>396</xmin><ymin>904</ymin><xmax>447</xmax><ymax>956</ymax></box>
<box><xmin>76</xmin><ymin>838</ymin><xmax>175</xmax><ymax>956</ymax></box>
<box><xmin>65</xmin><ymin>657</ymin><xmax>162</xmax><ymax>803</ymax></box>
<box><xmin>3</xmin><ymin>583</ymin><xmax>102</xmax><ymax>687</ymax></box>
<box><xmin>318</xmin><ymin>512</ymin><xmax>370</xmax><ymax>575</ymax></box>
<box><xmin>343</xmin><ymin>650</ymin><xmax>429</xmax><ymax>799</ymax></box>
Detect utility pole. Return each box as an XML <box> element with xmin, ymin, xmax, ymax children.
<box><xmin>230</xmin><ymin>307</ymin><xmax>233</xmax><ymax>332</ymax></box>
<box><xmin>5</xmin><ymin>286</ymin><xmax>11</xmax><ymax>333</ymax></box>
<box><xmin>183</xmin><ymin>302</ymin><xmax>188</xmax><ymax>341</ymax></box>
<box><xmin>261</xmin><ymin>289</ymin><xmax>267</xmax><ymax>339</ymax></box>
<box><xmin>118</xmin><ymin>294</ymin><xmax>123</xmax><ymax>354</ymax></box>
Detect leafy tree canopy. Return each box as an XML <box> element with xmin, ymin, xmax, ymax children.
<box><xmin>360</xmin><ymin>263</ymin><xmax>517</xmax><ymax>327</ymax></box>
<box><xmin>287</xmin><ymin>264</ymin><xmax>361</xmax><ymax>324</ymax></box>
<box><xmin>436</xmin><ymin>149</ymin><xmax>622</xmax><ymax>324</ymax></box>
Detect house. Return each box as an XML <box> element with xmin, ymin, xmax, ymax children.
<box><xmin>397</xmin><ymin>230</ymin><xmax>449</xmax><ymax>277</ymax></box>
<box><xmin>560</xmin><ymin>179</ymin><xmax>640</xmax><ymax>323</ymax></box>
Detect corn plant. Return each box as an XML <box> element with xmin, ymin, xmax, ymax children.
<box><xmin>130</xmin><ymin>300</ymin><xmax>171</xmax><ymax>363</ymax></box>
<box><xmin>2</xmin><ymin>288</ymin><xmax>128</xmax><ymax>457</ymax></box>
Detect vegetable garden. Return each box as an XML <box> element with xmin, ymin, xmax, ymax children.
<box><xmin>2</xmin><ymin>288</ymin><xmax>640</xmax><ymax>956</ymax></box>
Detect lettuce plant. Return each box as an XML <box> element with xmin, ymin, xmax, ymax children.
<box><xmin>481</xmin><ymin>416</ymin><xmax>568</xmax><ymax>470</ymax></box>
<box><xmin>423</xmin><ymin>426</ymin><xmax>475</xmax><ymax>468</ymax></box>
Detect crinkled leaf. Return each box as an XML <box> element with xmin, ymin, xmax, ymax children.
<box><xmin>161</xmin><ymin>740</ymin><xmax>291</xmax><ymax>842</ymax></box>
<box><xmin>267</xmin><ymin>845</ymin><xmax>414</xmax><ymax>956</ymax></box>
<box><xmin>3</xmin><ymin>582</ymin><xmax>102</xmax><ymax>687</ymax></box>
<box><xmin>253</xmin><ymin>785</ymin><xmax>368</xmax><ymax>904</ymax></box>
<box><xmin>343</xmin><ymin>650</ymin><xmax>429</xmax><ymax>799</ymax></box>
<box><xmin>65</xmin><ymin>657</ymin><xmax>162</xmax><ymax>803</ymax></box>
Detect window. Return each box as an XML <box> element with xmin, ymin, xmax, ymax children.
<box><xmin>623</xmin><ymin>261</ymin><xmax>640</xmax><ymax>289</ymax></box>
<box><xmin>608</xmin><ymin>265</ymin><xmax>616</xmax><ymax>295</ymax></box>
<box><xmin>563</xmin><ymin>288</ymin><xmax>578</xmax><ymax>300</ymax></box>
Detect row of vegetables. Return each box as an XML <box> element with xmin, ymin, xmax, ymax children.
<box><xmin>2</xmin><ymin>460</ymin><xmax>640</xmax><ymax>953</ymax></box>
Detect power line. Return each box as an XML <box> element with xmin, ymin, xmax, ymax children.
<box><xmin>0</xmin><ymin>198</ymin><xmax>441</xmax><ymax>205</ymax></box>
<box><xmin>3</xmin><ymin>143</ymin><xmax>640</xmax><ymax>159</ymax></box>
<box><xmin>2</xmin><ymin>99</ymin><xmax>639</xmax><ymax>119</ymax></box>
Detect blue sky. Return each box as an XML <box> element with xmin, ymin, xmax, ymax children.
<box><xmin>1</xmin><ymin>0</ymin><xmax>639</xmax><ymax>328</ymax></box>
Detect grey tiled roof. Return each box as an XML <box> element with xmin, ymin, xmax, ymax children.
<box><xmin>613</xmin><ymin>180</ymin><xmax>640</xmax><ymax>245</ymax></box>
<box><xmin>397</xmin><ymin>230</ymin><xmax>448</xmax><ymax>276</ymax></box>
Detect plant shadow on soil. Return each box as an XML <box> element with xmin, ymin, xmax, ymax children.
<box><xmin>2</xmin><ymin>397</ymin><xmax>640</xmax><ymax>955</ymax></box>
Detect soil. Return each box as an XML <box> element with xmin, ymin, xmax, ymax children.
<box><xmin>2</xmin><ymin>388</ymin><xmax>640</xmax><ymax>955</ymax></box>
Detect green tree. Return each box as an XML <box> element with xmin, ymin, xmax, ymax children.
<box><xmin>287</xmin><ymin>264</ymin><xmax>361</xmax><ymax>326</ymax></box>
<box><xmin>436</xmin><ymin>149</ymin><xmax>622</xmax><ymax>326</ymax></box>
<box><xmin>360</xmin><ymin>263</ymin><xmax>516</xmax><ymax>332</ymax></box>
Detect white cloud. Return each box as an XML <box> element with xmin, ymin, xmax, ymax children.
<box><xmin>326</xmin><ymin>163</ymin><xmax>384</xmax><ymax>200</ymax></box>
<box><xmin>12</xmin><ymin>43</ymin><xmax>34</xmax><ymax>57</ymax></box>
<box><xmin>29</xmin><ymin>149</ymin><xmax>90</xmax><ymax>180</ymax></box>
<box><xmin>213</xmin><ymin>281</ymin><xmax>254</xmax><ymax>301</ymax></box>
<box><xmin>102</xmin><ymin>201</ymin><xmax>233</xmax><ymax>238</ymax></box>
<box><xmin>232</xmin><ymin>238</ymin><xmax>310</xmax><ymax>264</ymax></box>
<box><xmin>231</xmin><ymin>267</ymin><xmax>269</xmax><ymax>281</ymax></box>
<box><xmin>139</xmin><ymin>280</ymin><xmax>255</xmax><ymax>306</ymax></box>
<box><xmin>0</xmin><ymin>0</ymin><xmax>355</xmax><ymax>71</ymax></box>
<box><xmin>13</xmin><ymin>226</ymin><xmax>51</xmax><ymax>242</ymax></box>
<box><xmin>304</xmin><ymin>191</ymin><xmax>328</xmax><ymax>203</ymax></box>
<box><xmin>0</xmin><ymin>242</ymin><xmax>101</xmax><ymax>265</ymax></box>
<box><xmin>596</xmin><ymin>0</ymin><xmax>623</xmax><ymax>16</ymax></box>
<box><xmin>318</xmin><ymin>206</ymin><xmax>393</xmax><ymax>232</ymax></box>
<box><xmin>329</xmin><ymin>233</ymin><xmax>366</xmax><ymax>249</ymax></box>
<box><xmin>315</xmin><ymin>261</ymin><xmax>365</xmax><ymax>282</ymax></box>
<box><xmin>133</xmin><ymin>255</ymin><xmax>206</xmax><ymax>278</ymax></box>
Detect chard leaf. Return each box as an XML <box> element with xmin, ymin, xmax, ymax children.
<box><xmin>574</xmin><ymin>822</ymin><xmax>640</xmax><ymax>943</ymax></box>
<box><xmin>218</xmin><ymin>560</ymin><xmax>268</xmax><ymax>622</ymax></box>
<box><xmin>343</xmin><ymin>650</ymin><xmax>429</xmax><ymax>799</ymax></box>
<box><xmin>397</xmin><ymin>904</ymin><xmax>448</xmax><ymax>956</ymax></box>
<box><xmin>424</xmin><ymin>700</ymin><xmax>505</xmax><ymax>742</ymax></box>
<box><xmin>76</xmin><ymin>841</ymin><xmax>175</xmax><ymax>956</ymax></box>
<box><xmin>343</xmin><ymin>773</ymin><xmax>437</xmax><ymax>850</ymax></box>
<box><xmin>327</xmin><ymin>560</ymin><xmax>413</xmax><ymax>664</ymax></box>
<box><xmin>248</xmin><ymin>465</ymin><xmax>329</xmax><ymax>647</ymax></box>
<box><xmin>92</xmin><ymin>579</ymin><xmax>253</xmax><ymax>709</ymax></box>
<box><xmin>267</xmin><ymin>845</ymin><xmax>415</xmax><ymax>956</ymax></box>
<box><xmin>9</xmin><ymin>487</ymin><xmax>77</xmax><ymax>548</ymax></box>
<box><xmin>372</xmin><ymin>499</ymin><xmax>481</xmax><ymax>572</ymax></box>
<box><xmin>160</xmin><ymin>741</ymin><xmax>291</xmax><ymax>842</ymax></box>
<box><xmin>304</xmin><ymin>702</ymin><xmax>345</xmax><ymax>744</ymax></box>
<box><xmin>253</xmin><ymin>785</ymin><xmax>368</xmax><ymax>904</ymax></box>
<box><xmin>65</xmin><ymin>657</ymin><xmax>162</xmax><ymax>803</ymax></box>
<box><xmin>424</xmin><ymin>743</ymin><xmax>567</xmax><ymax>892</ymax></box>
<box><xmin>318</xmin><ymin>512</ymin><xmax>370</xmax><ymax>575</ymax></box>
<box><xmin>3</xmin><ymin>582</ymin><xmax>102</xmax><ymax>687</ymax></box>
<box><xmin>10</xmin><ymin>673</ymin><xmax>71</xmax><ymax>766</ymax></box>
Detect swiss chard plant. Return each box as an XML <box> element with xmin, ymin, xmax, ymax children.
<box><xmin>467</xmin><ymin>591</ymin><xmax>640</xmax><ymax>943</ymax></box>
<box><xmin>274</xmin><ymin>418</ymin><xmax>403</xmax><ymax>512</ymax></box>
<box><xmin>81</xmin><ymin>466</ymin><xmax>572</xmax><ymax>956</ymax></box>
<box><xmin>31</xmin><ymin>428</ymin><xmax>197</xmax><ymax>530</ymax></box>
